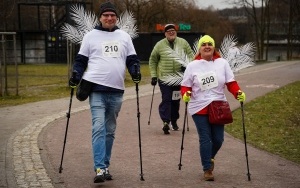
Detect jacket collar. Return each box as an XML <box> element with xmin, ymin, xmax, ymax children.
<box><xmin>95</xmin><ymin>24</ymin><xmax>119</xmax><ymax>32</ymax></box>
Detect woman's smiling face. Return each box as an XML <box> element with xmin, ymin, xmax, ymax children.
<box><xmin>200</xmin><ymin>42</ymin><xmax>214</xmax><ymax>61</ymax></box>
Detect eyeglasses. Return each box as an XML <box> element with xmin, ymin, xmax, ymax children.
<box><xmin>102</xmin><ymin>13</ymin><xmax>116</xmax><ymax>17</ymax></box>
<box><xmin>201</xmin><ymin>42</ymin><xmax>213</xmax><ymax>47</ymax></box>
<box><xmin>166</xmin><ymin>29</ymin><xmax>176</xmax><ymax>33</ymax></box>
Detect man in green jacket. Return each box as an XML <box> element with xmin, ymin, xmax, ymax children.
<box><xmin>149</xmin><ymin>24</ymin><xmax>194</xmax><ymax>134</ymax></box>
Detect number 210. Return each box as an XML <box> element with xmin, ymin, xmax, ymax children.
<box><xmin>105</xmin><ymin>45</ymin><xmax>118</xmax><ymax>52</ymax></box>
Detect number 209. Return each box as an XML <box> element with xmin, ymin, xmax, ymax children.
<box><xmin>201</xmin><ymin>76</ymin><xmax>214</xmax><ymax>85</ymax></box>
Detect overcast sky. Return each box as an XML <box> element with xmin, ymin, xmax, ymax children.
<box><xmin>195</xmin><ymin>0</ymin><xmax>237</xmax><ymax>10</ymax></box>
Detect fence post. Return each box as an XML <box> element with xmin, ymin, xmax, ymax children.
<box><xmin>0</xmin><ymin>32</ymin><xmax>18</xmax><ymax>96</ymax></box>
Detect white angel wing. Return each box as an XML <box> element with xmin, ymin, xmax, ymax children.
<box><xmin>230</xmin><ymin>42</ymin><xmax>256</xmax><ymax>72</ymax></box>
<box><xmin>69</xmin><ymin>4</ymin><xmax>98</xmax><ymax>33</ymax></box>
<box><xmin>220</xmin><ymin>35</ymin><xmax>256</xmax><ymax>72</ymax></box>
<box><xmin>160</xmin><ymin>72</ymin><xmax>184</xmax><ymax>86</ymax></box>
<box><xmin>160</xmin><ymin>37</ymin><xmax>201</xmax><ymax>86</ymax></box>
<box><xmin>239</xmin><ymin>42</ymin><xmax>256</xmax><ymax>57</ymax></box>
<box><xmin>220</xmin><ymin>35</ymin><xmax>255</xmax><ymax>72</ymax></box>
<box><xmin>60</xmin><ymin>4</ymin><xmax>98</xmax><ymax>44</ymax></box>
<box><xmin>219</xmin><ymin>34</ymin><xmax>237</xmax><ymax>60</ymax></box>
<box><xmin>162</xmin><ymin>34</ymin><xmax>256</xmax><ymax>86</ymax></box>
<box><xmin>117</xmin><ymin>10</ymin><xmax>138</xmax><ymax>39</ymax></box>
<box><xmin>163</xmin><ymin>47</ymin><xmax>190</xmax><ymax>67</ymax></box>
<box><xmin>193</xmin><ymin>38</ymin><xmax>199</xmax><ymax>54</ymax></box>
<box><xmin>60</xmin><ymin>4</ymin><xmax>139</xmax><ymax>43</ymax></box>
<box><xmin>159</xmin><ymin>47</ymin><xmax>192</xmax><ymax>86</ymax></box>
<box><xmin>60</xmin><ymin>23</ymin><xmax>84</xmax><ymax>44</ymax></box>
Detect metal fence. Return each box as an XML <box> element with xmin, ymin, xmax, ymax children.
<box><xmin>0</xmin><ymin>32</ymin><xmax>18</xmax><ymax>96</ymax></box>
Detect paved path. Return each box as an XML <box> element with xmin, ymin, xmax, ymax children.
<box><xmin>1</xmin><ymin>61</ymin><xmax>300</xmax><ymax>188</ymax></box>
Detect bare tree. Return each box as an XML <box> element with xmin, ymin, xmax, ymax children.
<box><xmin>268</xmin><ymin>0</ymin><xmax>299</xmax><ymax>60</ymax></box>
<box><xmin>0</xmin><ymin>0</ymin><xmax>17</xmax><ymax>31</ymax></box>
<box><xmin>110</xmin><ymin>0</ymin><xmax>233</xmax><ymax>45</ymax></box>
<box><xmin>1</xmin><ymin>0</ymin><xmax>235</xmax><ymax>56</ymax></box>
<box><xmin>242</xmin><ymin>0</ymin><xmax>270</xmax><ymax>60</ymax></box>
<box><xmin>286</xmin><ymin>0</ymin><xmax>300</xmax><ymax>60</ymax></box>
<box><xmin>229</xmin><ymin>0</ymin><xmax>300</xmax><ymax>61</ymax></box>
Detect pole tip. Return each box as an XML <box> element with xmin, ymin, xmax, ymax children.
<box><xmin>178</xmin><ymin>164</ymin><xmax>182</xmax><ymax>170</ymax></box>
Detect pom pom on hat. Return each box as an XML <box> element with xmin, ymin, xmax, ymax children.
<box><xmin>99</xmin><ymin>1</ymin><xmax>118</xmax><ymax>16</ymax></box>
<box><xmin>164</xmin><ymin>24</ymin><xmax>176</xmax><ymax>32</ymax></box>
<box><xmin>198</xmin><ymin>35</ymin><xmax>215</xmax><ymax>48</ymax></box>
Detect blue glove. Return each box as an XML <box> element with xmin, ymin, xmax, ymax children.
<box><xmin>132</xmin><ymin>72</ymin><xmax>141</xmax><ymax>83</ymax></box>
<box><xmin>69</xmin><ymin>72</ymin><xmax>79</xmax><ymax>88</ymax></box>
<box><xmin>237</xmin><ymin>90</ymin><xmax>246</xmax><ymax>102</ymax></box>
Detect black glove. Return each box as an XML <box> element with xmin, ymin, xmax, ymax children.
<box><xmin>151</xmin><ymin>77</ymin><xmax>157</xmax><ymax>86</ymax></box>
<box><xmin>181</xmin><ymin>66</ymin><xmax>186</xmax><ymax>72</ymax></box>
<box><xmin>132</xmin><ymin>72</ymin><xmax>141</xmax><ymax>83</ymax></box>
<box><xmin>69</xmin><ymin>72</ymin><xmax>79</xmax><ymax>88</ymax></box>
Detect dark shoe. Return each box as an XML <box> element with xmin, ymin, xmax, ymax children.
<box><xmin>162</xmin><ymin>122</ymin><xmax>170</xmax><ymax>134</ymax></box>
<box><xmin>204</xmin><ymin>170</ymin><xmax>214</xmax><ymax>181</ymax></box>
<box><xmin>104</xmin><ymin>168</ymin><xmax>113</xmax><ymax>180</ymax></box>
<box><xmin>94</xmin><ymin>168</ymin><xmax>105</xmax><ymax>183</ymax></box>
<box><xmin>171</xmin><ymin>121</ymin><xmax>179</xmax><ymax>131</ymax></box>
<box><xmin>171</xmin><ymin>120</ymin><xmax>179</xmax><ymax>131</ymax></box>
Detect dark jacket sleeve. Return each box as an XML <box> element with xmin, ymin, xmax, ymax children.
<box><xmin>126</xmin><ymin>54</ymin><xmax>140</xmax><ymax>75</ymax></box>
<box><xmin>72</xmin><ymin>54</ymin><xmax>88</xmax><ymax>81</ymax></box>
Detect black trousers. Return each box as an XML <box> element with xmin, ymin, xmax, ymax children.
<box><xmin>158</xmin><ymin>80</ymin><xmax>180</xmax><ymax>123</ymax></box>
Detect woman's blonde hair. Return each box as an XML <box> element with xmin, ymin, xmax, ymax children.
<box><xmin>193</xmin><ymin>48</ymin><xmax>220</xmax><ymax>60</ymax></box>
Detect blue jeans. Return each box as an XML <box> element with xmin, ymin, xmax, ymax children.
<box><xmin>192</xmin><ymin>114</ymin><xmax>224</xmax><ymax>171</ymax></box>
<box><xmin>89</xmin><ymin>92</ymin><xmax>123</xmax><ymax>170</ymax></box>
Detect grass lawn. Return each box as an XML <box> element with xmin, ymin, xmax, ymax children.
<box><xmin>0</xmin><ymin>63</ymin><xmax>151</xmax><ymax>107</ymax></box>
<box><xmin>226</xmin><ymin>81</ymin><xmax>300</xmax><ymax>164</ymax></box>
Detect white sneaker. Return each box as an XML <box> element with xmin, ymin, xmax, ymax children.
<box><xmin>96</xmin><ymin>168</ymin><xmax>104</xmax><ymax>175</ymax></box>
<box><xmin>94</xmin><ymin>168</ymin><xmax>105</xmax><ymax>183</ymax></box>
<box><xmin>104</xmin><ymin>168</ymin><xmax>113</xmax><ymax>180</ymax></box>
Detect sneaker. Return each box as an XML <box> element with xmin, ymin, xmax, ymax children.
<box><xmin>94</xmin><ymin>168</ymin><xmax>105</xmax><ymax>183</ymax></box>
<box><xmin>162</xmin><ymin>122</ymin><xmax>170</xmax><ymax>134</ymax></box>
<box><xmin>204</xmin><ymin>169</ymin><xmax>214</xmax><ymax>181</ymax></box>
<box><xmin>210</xmin><ymin>159</ymin><xmax>215</xmax><ymax>171</ymax></box>
<box><xmin>171</xmin><ymin>121</ymin><xmax>179</xmax><ymax>131</ymax></box>
<box><xmin>104</xmin><ymin>168</ymin><xmax>113</xmax><ymax>180</ymax></box>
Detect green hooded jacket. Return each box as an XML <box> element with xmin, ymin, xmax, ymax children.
<box><xmin>149</xmin><ymin>37</ymin><xmax>194</xmax><ymax>79</ymax></box>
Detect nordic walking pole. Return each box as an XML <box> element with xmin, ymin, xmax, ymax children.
<box><xmin>240</xmin><ymin>102</ymin><xmax>251</xmax><ymax>181</ymax></box>
<box><xmin>148</xmin><ymin>85</ymin><xmax>155</xmax><ymax>125</ymax></box>
<box><xmin>59</xmin><ymin>72</ymin><xmax>76</xmax><ymax>173</ymax></box>
<box><xmin>178</xmin><ymin>102</ymin><xmax>188</xmax><ymax>170</ymax></box>
<box><xmin>186</xmin><ymin>114</ymin><xmax>189</xmax><ymax>131</ymax></box>
<box><xmin>134</xmin><ymin>64</ymin><xmax>145</xmax><ymax>181</ymax></box>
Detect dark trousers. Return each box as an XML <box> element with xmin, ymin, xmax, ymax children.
<box><xmin>158</xmin><ymin>80</ymin><xmax>180</xmax><ymax>123</ymax></box>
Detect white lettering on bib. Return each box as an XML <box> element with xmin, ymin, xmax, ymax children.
<box><xmin>172</xmin><ymin>90</ymin><xmax>181</xmax><ymax>100</ymax></box>
<box><xmin>102</xmin><ymin>41</ymin><xmax>120</xmax><ymax>57</ymax></box>
<box><xmin>197</xmin><ymin>71</ymin><xmax>218</xmax><ymax>91</ymax></box>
